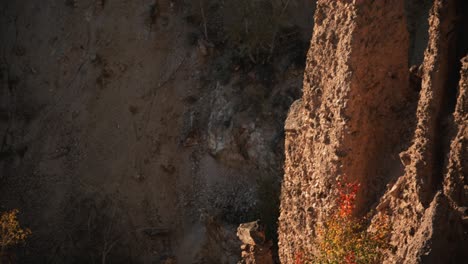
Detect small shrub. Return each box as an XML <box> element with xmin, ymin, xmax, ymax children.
<box><xmin>311</xmin><ymin>181</ymin><xmax>391</xmax><ymax>264</ymax></box>
<box><xmin>0</xmin><ymin>209</ymin><xmax>31</xmax><ymax>257</ymax></box>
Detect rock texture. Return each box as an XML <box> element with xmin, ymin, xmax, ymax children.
<box><xmin>279</xmin><ymin>0</ymin><xmax>410</xmax><ymax>261</ymax></box>
<box><xmin>0</xmin><ymin>0</ymin><xmax>313</xmax><ymax>262</ymax></box>
<box><xmin>375</xmin><ymin>1</ymin><xmax>468</xmax><ymax>262</ymax></box>
<box><xmin>237</xmin><ymin>221</ymin><xmax>273</xmax><ymax>264</ymax></box>
<box><xmin>279</xmin><ymin>0</ymin><xmax>467</xmax><ymax>263</ymax></box>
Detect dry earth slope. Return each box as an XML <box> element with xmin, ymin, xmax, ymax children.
<box><xmin>0</xmin><ymin>0</ymin><xmax>315</xmax><ymax>263</ymax></box>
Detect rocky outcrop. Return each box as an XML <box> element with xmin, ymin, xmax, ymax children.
<box><xmin>445</xmin><ymin>56</ymin><xmax>467</xmax><ymax>216</ymax></box>
<box><xmin>279</xmin><ymin>0</ymin><xmax>467</xmax><ymax>263</ymax></box>
<box><xmin>279</xmin><ymin>0</ymin><xmax>410</xmax><ymax>261</ymax></box>
<box><xmin>374</xmin><ymin>0</ymin><xmax>468</xmax><ymax>262</ymax></box>
<box><xmin>236</xmin><ymin>221</ymin><xmax>273</xmax><ymax>264</ymax></box>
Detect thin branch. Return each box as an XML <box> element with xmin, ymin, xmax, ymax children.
<box><xmin>200</xmin><ymin>0</ymin><xmax>209</xmax><ymax>41</ymax></box>
<box><xmin>268</xmin><ymin>0</ymin><xmax>291</xmax><ymax>60</ymax></box>
<box><xmin>101</xmin><ymin>203</ymin><xmax>119</xmax><ymax>264</ymax></box>
<box><xmin>141</xmin><ymin>56</ymin><xmax>186</xmax><ymax>99</ymax></box>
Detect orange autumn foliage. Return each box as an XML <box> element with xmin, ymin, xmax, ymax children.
<box><xmin>0</xmin><ymin>209</ymin><xmax>31</xmax><ymax>256</ymax></box>
<box><xmin>313</xmin><ymin>180</ymin><xmax>391</xmax><ymax>264</ymax></box>
<box><xmin>294</xmin><ymin>180</ymin><xmax>391</xmax><ymax>264</ymax></box>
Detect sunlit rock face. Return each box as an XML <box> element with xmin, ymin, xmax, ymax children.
<box><xmin>278</xmin><ymin>0</ymin><xmax>468</xmax><ymax>263</ymax></box>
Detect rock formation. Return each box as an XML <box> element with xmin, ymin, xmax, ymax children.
<box><xmin>279</xmin><ymin>0</ymin><xmax>467</xmax><ymax>263</ymax></box>
<box><xmin>237</xmin><ymin>221</ymin><xmax>273</xmax><ymax>264</ymax></box>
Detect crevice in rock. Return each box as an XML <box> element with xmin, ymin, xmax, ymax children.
<box><xmin>432</xmin><ymin>0</ymin><xmax>468</xmax><ymax>193</ymax></box>
<box><xmin>405</xmin><ymin>0</ymin><xmax>432</xmax><ymax>66</ymax></box>
<box><xmin>444</xmin><ymin>0</ymin><xmax>468</xmax><ymax>115</ymax></box>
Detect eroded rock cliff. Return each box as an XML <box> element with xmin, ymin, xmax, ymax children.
<box><xmin>279</xmin><ymin>0</ymin><xmax>467</xmax><ymax>263</ymax></box>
